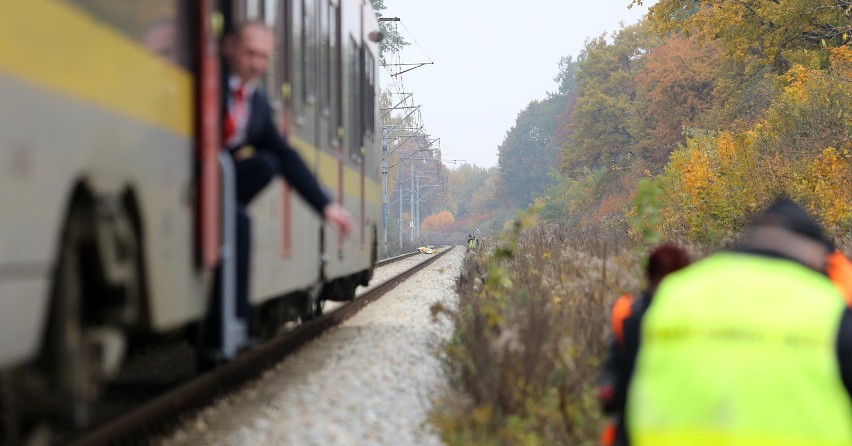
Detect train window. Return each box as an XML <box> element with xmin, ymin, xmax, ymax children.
<box><xmin>363</xmin><ymin>49</ymin><xmax>375</xmax><ymax>139</ymax></box>
<box><xmin>309</xmin><ymin>0</ymin><xmax>318</xmax><ymax>105</ymax></box>
<box><xmin>348</xmin><ymin>37</ymin><xmax>361</xmax><ymax>161</ymax></box>
<box><xmin>319</xmin><ymin>0</ymin><xmax>330</xmax><ymax>116</ymax></box>
<box><xmin>61</xmin><ymin>0</ymin><xmax>191</xmax><ymax>68</ymax></box>
<box><xmin>300</xmin><ymin>0</ymin><xmax>317</xmax><ymax>106</ymax></box>
<box><xmin>329</xmin><ymin>4</ymin><xmax>341</xmax><ymax>146</ymax></box>
<box><xmin>262</xmin><ymin>0</ymin><xmax>280</xmax><ymax>102</ymax></box>
<box><xmin>246</xmin><ymin>0</ymin><xmax>261</xmax><ymax>18</ymax></box>
<box><xmin>291</xmin><ymin>0</ymin><xmax>303</xmax><ymax>120</ymax></box>
<box><xmin>359</xmin><ymin>45</ymin><xmax>367</xmax><ymax>142</ymax></box>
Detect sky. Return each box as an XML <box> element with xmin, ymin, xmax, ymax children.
<box><xmin>379</xmin><ymin>1</ymin><xmax>652</xmax><ymax>169</ymax></box>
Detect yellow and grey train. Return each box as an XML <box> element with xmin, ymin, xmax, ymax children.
<box><xmin>0</xmin><ymin>0</ymin><xmax>381</xmax><ymax>439</ymax></box>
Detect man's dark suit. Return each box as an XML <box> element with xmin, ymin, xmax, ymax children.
<box><xmin>231</xmin><ymin>89</ymin><xmax>330</xmax><ymax>212</ymax></box>
<box><xmin>214</xmin><ymin>84</ymin><xmax>332</xmax><ymax>334</ymax></box>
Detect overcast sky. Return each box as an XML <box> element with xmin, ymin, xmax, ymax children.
<box><xmin>379</xmin><ymin>1</ymin><xmax>652</xmax><ymax>169</ymax></box>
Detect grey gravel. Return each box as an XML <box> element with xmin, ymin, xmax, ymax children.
<box><xmin>158</xmin><ymin>248</ymin><xmax>463</xmax><ymax>446</ymax></box>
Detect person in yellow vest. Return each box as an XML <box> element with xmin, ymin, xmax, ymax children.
<box><xmin>598</xmin><ymin>243</ymin><xmax>690</xmax><ymax>446</ymax></box>
<box><xmin>625</xmin><ymin>198</ymin><xmax>852</xmax><ymax>446</ymax></box>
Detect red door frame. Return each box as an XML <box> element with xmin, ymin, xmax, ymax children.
<box><xmin>197</xmin><ymin>0</ymin><xmax>221</xmax><ymax>268</ymax></box>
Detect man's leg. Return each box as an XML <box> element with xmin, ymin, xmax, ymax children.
<box><xmin>235</xmin><ymin>205</ymin><xmax>251</xmax><ymax>321</ymax></box>
<box><xmin>235</xmin><ymin>152</ymin><xmax>277</xmax><ymax>204</ymax></box>
<box><xmin>233</xmin><ymin>153</ymin><xmax>279</xmax><ymax>341</ymax></box>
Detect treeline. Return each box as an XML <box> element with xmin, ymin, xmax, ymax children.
<box><xmin>495</xmin><ymin>0</ymin><xmax>851</xmax><ymax>243</ymax></box>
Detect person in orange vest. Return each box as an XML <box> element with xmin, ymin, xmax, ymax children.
<box><xmin>597</xmin><ymin>243</ymin><xmax>690</xmax><ymax>446</ymax></box>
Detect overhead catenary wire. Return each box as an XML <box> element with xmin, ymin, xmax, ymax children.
<box><xmin>378</xmin><ymin>15</ymin><xmax>452</xmax><ymax>248</ymax></box>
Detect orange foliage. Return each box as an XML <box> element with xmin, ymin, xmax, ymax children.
<box><xmin>635</xmin><ymin>36</ymin><xmax>721</xmax><ymax>163</ymax></box>
<box><xmin>421</xmin><ymin>210</ymin><xmax>456</xmax><ymax>233</ymax></box>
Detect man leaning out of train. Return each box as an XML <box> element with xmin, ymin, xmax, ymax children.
<box><xmin>217</xmin><ymin>21</ymin><xmax>352</xmax><ymax>332</ymax></box>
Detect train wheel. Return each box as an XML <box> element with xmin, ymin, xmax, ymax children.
<box><xmin>299</xmin><ymin>281</ymin><xmax>324</xmax><ymax>322</ymax></box>
<box><xmin>103</xmin><ymin>206</ymin><xmax>145</xmax><ymax>328</ymax></box>
<box><xmin>47</xmin><ymin>207</ymin><xmax>103</xmax><ymax>428</ymax></box>
<box><xmin>0</xmin><ymin>371</ymin><xmax>19</xmax><ymax>446</ymax></box>
<box><xmin>339</xmin><ymin>279</ymin><xmax>358</xmax><ymax>302</ymax></box>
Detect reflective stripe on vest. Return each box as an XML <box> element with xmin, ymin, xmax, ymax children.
<box><xmin>627</xmin><ymin>253</ymin><xmax>852</xmax><ymax>446</ymax></box>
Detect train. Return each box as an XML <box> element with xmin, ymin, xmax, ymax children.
<box><xmin>0</xmin><ymin>0</ymin><xmax>382</xmax><ymax>441</ymax></box>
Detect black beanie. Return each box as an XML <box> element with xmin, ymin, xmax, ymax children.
<box><xmin>753</xmin><ymin>198</ymin><xmax>832</xmax><ymax>248</ymax></box>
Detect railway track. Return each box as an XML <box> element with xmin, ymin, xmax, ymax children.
<box><xmin>65</xmin><ymin>247</ymin><xmax>453</xmax><ymax>446</ymax></box>
<box><xmin>375</xmin><ymin>249</ymin><xmax>423</xmax><ymax>267</ymax></box>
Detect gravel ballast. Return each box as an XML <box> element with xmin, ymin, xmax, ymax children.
<box><xmin>159</xmin><ymin>247</ymin><xmax>463</xmax><ymax>445</ymax></box>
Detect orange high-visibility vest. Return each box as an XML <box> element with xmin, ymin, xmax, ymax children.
<box><xmin>610</xmin><ymin>293</ymin><xmax>634</xmax><ymax>346</ymax></box>
<box><xmin>600</xmin><ymin>421</ymin><xmax>617</xmax><ymax>446</ymax></box>
<box><xmin>828</xmin><ymin>251</ymin><xmax>852</xmax><ymax>306</ymax></box>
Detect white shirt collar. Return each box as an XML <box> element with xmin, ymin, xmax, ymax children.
<box><xmin>228</xmin><ymin>75</ymin><xmax>258</xmax><ymax>97</ymax></box>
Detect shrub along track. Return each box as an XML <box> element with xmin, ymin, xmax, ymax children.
<box><xmin>66</xmin><ymin>246</ymin><xmax>452</xmax><ymax>446</ymax></box>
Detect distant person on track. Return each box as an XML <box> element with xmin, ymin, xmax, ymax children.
<box><xmin>213</xmin><ymin>21</ymin><xmax>352</xmax><ymax>345</ymax></box>
<box><xmin>624</xmin><ymin>198</ymin><xmax>852</xmax><ymax>446</ymax></box>
<box><xmin>467</xmin><ymin>234</ymin><xmax>476</xmax><ymax>252</ymax></box>
<box><xmin>598</xmin><ymin>243</ymin><xmax>690</xmax><ymax>446</ymax></box>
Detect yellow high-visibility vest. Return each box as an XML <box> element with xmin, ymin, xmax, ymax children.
<box><xmin>627</xmin><ymin>253</ymin><xmax>852</xmax><ymax>446</ymax></box>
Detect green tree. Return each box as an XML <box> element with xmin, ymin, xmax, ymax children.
<box><xmin>447</xmin><ymin>164</ymin><xmax>493</xmax><ymax>217</ymax></box>
<box><xmin>552</xmin><ymin>55</ymin><xmax>580</xmax><ymax>97</ymax></box>
<box><xmin>497</xmin><ymin>95</ymin><xmax>567</xmax><ymax>209</ymax></box>
<box><xmin>561</xmin><ymin>24</ymin><xmax>657</xmax><ymax>174</ymax></box>
<box><xmin>369</xmin><ymin>0</ymin><xmax>410</xmax><ymax>65</ymax></box>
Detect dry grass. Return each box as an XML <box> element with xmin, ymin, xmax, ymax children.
<box><xmin>431</xmin><ymin>211</ymin><xmax>847</xmax><ymax>445</ymax></box>
<box><xmin>431</xmin><ymin>220</ymin><xmax>640</xmax><ymax>446</ymax></box>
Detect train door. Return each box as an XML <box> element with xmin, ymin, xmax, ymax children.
<box><xmin>218</xmin><ymin>0</ymin><xmax>323</xmax><ymax>323</ymax></box>
<box><xmin>361</xmin><ymin>2</ymin><xmax>381</xmax><ymax>270</ymax></box>
<box><xmin>317</xmin><ymin>0</ymin><xmax>361</xmax><ymax>295</ymax></box>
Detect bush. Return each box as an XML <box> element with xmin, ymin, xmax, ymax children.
<box><xmin>432</xmin><ymin>213</ymin><xmax>639</xmax><ymax>445</ymax></box>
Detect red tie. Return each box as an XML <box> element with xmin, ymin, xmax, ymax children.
<box><xmin>224</xmin><ymin>85</ymin><xmax>245</xmax><ymax>143</ymax></box>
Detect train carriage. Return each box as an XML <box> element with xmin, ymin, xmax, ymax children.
<box><xmin>0</xmin><ymin>0</ymin><xmax>381</xmax><ymax>440</ymax></box>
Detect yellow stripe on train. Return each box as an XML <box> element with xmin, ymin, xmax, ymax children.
<box><xmin>290</xmin><ymin>136</ymin><xmax>382</xmax><ymax>205</ymax></box>
<box><xmin>0</xmin><ymin>0</ymin><xmax>193</xmax><ymax>137</ymax></box>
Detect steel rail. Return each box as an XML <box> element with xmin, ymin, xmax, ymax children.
<box><xmin>376</xmin><ymin>246</ymin><xmax>443</xmax><ymax>267</ymax></box>
<box><xmin>67</xmin><ymin>246</ymin><xmax>454</xmax><ymax>446</ymax></box>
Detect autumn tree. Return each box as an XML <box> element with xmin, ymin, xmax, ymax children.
<box><xmin>468</xmin><ymin>169</ymin><xmax>502</xmax><ymax>218</ymax></box>
<box><xmin>653</xmin><ymin>47</ymin><xmax>852</xmax><ymax>241</ymax></box>
<box><xmin>758</xmin><ymin>57</ymin><xmax>852</xmax><ymax>162</ymax></box>
<box><xmin>634</xmin><ymin>35</ymin><xmax>722</xmax><ymax>166</ymax></box>
<box><xmin>421</xmin><ymin>210</ymin><xmax>455</xmax><ymax>233</ymax></box>
<box><xmin>447</xmin><ymin>164</ymin><xmax>493</xmax><ymax>217</ymax></box>
<box><xmin>561</xmin><ymin>23</ymin><xmax>657</xmax><ymax>173</ymax></box>
<box><xmin>632</xmin><ymin>0</ymin><xmax>850</xmax><ymax>73</ymax></box>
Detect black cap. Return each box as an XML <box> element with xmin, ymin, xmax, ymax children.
<box><xmin>753</xmin><ymin>198</ymin><xmax>832</xmax><ymax>248</ymax></box>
